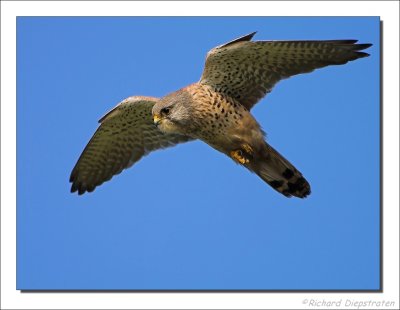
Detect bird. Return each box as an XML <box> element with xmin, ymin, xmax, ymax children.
<box><xmin>70</xmin><ymin>32</ymin><xmax>372</xmax><ymax>197</ymax></box>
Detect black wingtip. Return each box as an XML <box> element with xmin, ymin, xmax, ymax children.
<box><xmin>325</xmin><ymin>39</ymin><xmax>358</xmax><ymax>44</ymax></box>
<box><xmin>235</xmin><ymin>31</ymin><xmax>257</xmax><ymax>42</ymax></box>
<box><xmin>330</xmin><ymin>41</ymin><xmax>372</xmax><ymax>62</ymax></box>
<box><xmin>355</xmin><ymin>43</ymin><xmax>373</xmax><ymax>51</ymax></box>
<box><xmin>246</xmin><ymin>31</ymin><xmax>257</xmax><ymax>40</ymax></box>
<box><xmin>220</xmin><ymin>31</ymin><xmax>257</xmax><ymax>48</ymax></box>
<box><xmin>70</xmin><ymin>183</ymin><xmax>78</xmax><ymax>193</ymax></box>
<box><xmin>356</xmin><ymin>51</ymin><xmax>371</xmax><ymax>58</ymax></box>
<box><xmin>69</xmin><ymin>172</ymin><xmax>75</xmax><ymax>183</ymax></box>
<box><xmin>70</xmin><ymin>179</ymin><xmax>90</xmax><ymax>195</ymax></box>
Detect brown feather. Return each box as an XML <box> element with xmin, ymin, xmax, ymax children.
<box><xmin>70</xmin><ymin>97</ymin><xmax>192</xmax><ymax>195</ymax></box>
<box><xmin>200</xmin><ymin>37</ymin><xmax>372</xmax><ymax>110</ymax></box>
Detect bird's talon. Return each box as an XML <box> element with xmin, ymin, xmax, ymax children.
<box><xmin>230</xmin><ymin>149</ymin><xmax>249</xmax><ymax>164</ymax></box>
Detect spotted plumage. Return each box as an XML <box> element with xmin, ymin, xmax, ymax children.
<box><xmin>70</xmin><ymin>32</ymin><xmax>372</xmax><ymax>197</ymax></box>
<box><xmin>70</xmin><ymin>96</ymin><xmax>192</xmax><ymax>194</ymax></box>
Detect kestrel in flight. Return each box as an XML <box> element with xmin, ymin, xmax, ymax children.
<box><xmin>70</xmin><ymin>32</ymin><xmax>371</xmax><ymax>197</ymax></box>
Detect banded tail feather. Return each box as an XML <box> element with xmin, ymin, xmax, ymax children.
<box><xmin>248</xmin><ymin>143</ymin><xmax>311</xmax><ymax>198</ymax></box>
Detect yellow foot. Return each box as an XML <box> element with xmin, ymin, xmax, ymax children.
<box><xmin>230</xmin><ymin>144</ymin><xmax>253</xmax><ymax>164</ymax></box>
<box><xmin>230</xmin><ymin>150</ymin><xmax>248</xmax><ymax>164</ymax></box>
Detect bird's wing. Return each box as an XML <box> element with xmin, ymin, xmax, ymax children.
<box><xmin>70</xmin><ymin>96</ymin><xmax>192</xmax><ymax>195</ymax></box>
<box><xmin>199</xmin><ymin>32</ymin><xmax>372</xmax><ymax>110</ymax></box>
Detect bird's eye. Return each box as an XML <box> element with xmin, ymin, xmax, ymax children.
<box><xmin>161</xmin><ymin>107</ymin><xmax>171</xmax><ymax>115</ymax></box>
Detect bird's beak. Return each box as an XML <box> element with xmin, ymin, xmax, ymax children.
<box><xmin>153</xmin><ymin>114</ymin><xmax>161</xmax><ymax>126</ymax></box>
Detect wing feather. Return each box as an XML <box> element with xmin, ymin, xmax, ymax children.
<box><xmin>200</xmin><ymin>33</ymin><xmax>372</xmax><ymax>110</ymax></box>
<box><xmin>70</xmin><ymin>96</ymin><xmax>192</xmax><ymax>194</ymax></box>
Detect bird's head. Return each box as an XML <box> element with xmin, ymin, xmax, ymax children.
<box><xmin>152</xmin><ymin>89</ymin><xmax>193</xmax><ymax>135</ymax></box>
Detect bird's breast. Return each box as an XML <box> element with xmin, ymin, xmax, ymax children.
<box><xmin>188</xmin><ymin>86</ymin><xmax>250</xmax><ymax>151</ymax></box>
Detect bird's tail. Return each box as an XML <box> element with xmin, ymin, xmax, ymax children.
<box><xmin>246</xmin><ymin>143</ymin><xmax>311</xmax><ymax>198</ymax></box>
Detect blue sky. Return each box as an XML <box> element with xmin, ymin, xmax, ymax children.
<box><xmin>17</xmin><ymin>17</ymin><xmax>380</xmax><ymax>290</ymax></box>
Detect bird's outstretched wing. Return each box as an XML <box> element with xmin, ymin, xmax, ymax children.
<box><xmin>200</xmin><ymin>32</ymin><xmax>372</xmax><ymax>110</ymax></box>
<box><xmin>70</xmin><ymin>96</ymin><xmax>192</xmax><ymax>195</ymax></box>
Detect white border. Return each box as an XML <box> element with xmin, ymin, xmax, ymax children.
<box><xmin>1</xmin><ymin>1</ymin><xmax>399</xmax><ymax>309</ymax></box>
